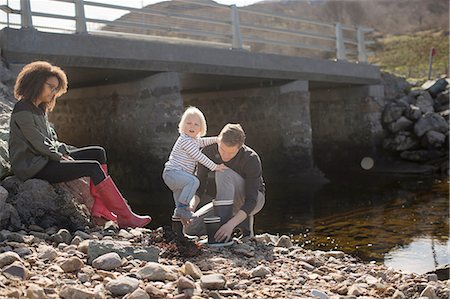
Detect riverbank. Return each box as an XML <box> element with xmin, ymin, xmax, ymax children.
<box><xmin>0</xmin><ymin>225</ymin><xmax>448</xmax><ymax>299</ymax></box>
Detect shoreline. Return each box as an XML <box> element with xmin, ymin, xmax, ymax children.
<box><xmin>0</xmin><ymin>225</ymin><xmax>448</xmax><ymax>299</ymax></box>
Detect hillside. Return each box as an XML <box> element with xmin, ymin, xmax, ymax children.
<box><xmin>253</xmin><ymin>0</ymin><xmax>448</xmax><ymax>36</ymax></box>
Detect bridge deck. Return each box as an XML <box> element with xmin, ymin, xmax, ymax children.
<box><xmin>0</xmin><ymin>28</ymin><xmax>380</xmax><ymax>88</ymax></box>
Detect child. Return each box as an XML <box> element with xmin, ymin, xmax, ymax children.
<box><xmin>163</xmin><ymin>107</ymin><xmax>227</xmax><ymax>220</ymax></box>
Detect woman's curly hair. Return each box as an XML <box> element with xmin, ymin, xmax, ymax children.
<box><xmin>14</xmin><ymin>61</ymin><xmax>68</xmax><ymax>112</ymax></box>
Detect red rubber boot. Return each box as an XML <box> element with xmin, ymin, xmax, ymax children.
<box><xmin>96</xmin><ymin>176</ymin><xmax>151</xmax><ymax>228</ymax></box>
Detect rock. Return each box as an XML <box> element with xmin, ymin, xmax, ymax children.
<box><xmin>136</xmin><ymin>262</ymin><xmax>178</xmax><ymax>281</ymax></box>
<box><xmin>2</xmin><ymin>261</ymin><xmax>29</xmax><ymax>280</ymax></box>
<box><xmin>182</xmin><ymin>261</ymin><xmax>203</xmax><ymax>279</ymax></box>
<box><xmin>92</xmin><ymin>252</ymin><xmax>122</xmax><ymax>270</ymax></box>
<box><xmin>347</xmin><ymin>284</ymin><xmax>365</xmax><ymax>296</ymax></box>
<box><xmin>144</xmin><ymin>284</ymin><xmax>166</xmax><ymax>298</ymax></box>
<box><xmin>124</xmin><ymin>288</ymin><xmax>150</xmax><ymax>299</ymax></box>
<box><xmin>250</xmin><ymin>265</ymin><xmax>271</xmax><ymax>278</ymax></box>
<box><xmin>59</xmin><ymin>257</ymin><xmax>84</xmax><ymax>273</ymax></box>
<box><xmin>404</xmin><ymin>104</ymin><xmax>422</xmax><ymax>121</ymax></box>
<box><xmin>37</xmin><ymin>245</ymin><xmax>58</xmax><ymax>261</ymax></box>
<box><xmin>382</xmin><ymin>72</ymin><xmax>411</xmax><ymax>100</ymax></box>
<box><xmin>415</xmin><ymin>91</ymin><xmax>434</xmax><ymax>114</ymax></box>
<box><xmin>420</xmin><ymin>130</ymin><xmax>446</xmax><ymax>148</ymax></box>
<box><xmin>311</xmin><ymin>289</ymin><xmax>329</xmax><ymax>299</ymax></box>
<box><xmin>275</xmin><ymin>235</ymin><xmax>293</xmax><ymax>248</ymax></box>
<box><xmin>106</xmin><ymin>276</ymin><xmax>140</xmax><ymax>297</ymax></box>
<box><xmin>26</xmin><ymin>284</ymin><xmax>49</xmax><ymax>299</ymax></box>
<box><xmin>232</xmin><ymin>243</ymin><xmax>255</xmax><ymax>257</ymax></box>
<box><xmin>382</xmin><ymin>103</ymin><xmax>406</xmax><ymax>123</ymax></box>
<box><xmin>200</xmin><ymin>274</ymin><xmax>226</xmax><ymax>290</ymax></box>
<box><xmin>56</xmin><ymin>229</ymin><xmax>72</xmax><ymax>245</ymax></box>
<box><xmin>87</xmin><ymin>240</ymin><xmax>159</xmax><ymax>263</ymax></box>
<box><xmin>383</xmin><ymin>131</ymin><xmax>419</xmax><ymax>151</ymax></box>
<box><xmin>0</xmin><ymin>251</ymin><xmax>22</xmax><ymax>268</ymax></box>
<box><xmin>59</xmin><ymin>285</ymin><xmax>97</xmax><ymax>299</ymax></box>
<box><xmin>177</xmin><ymin>276</ymin><xmax>196</xmax><ymax>289</ymax></box>
<box><xmin>2</xmin><ymin>177</ymin><xmax>92</xmax><ymax>230</ymax></box>
<box><xmin>414</xmin><ymin>113</ymin><xmax>448</xmax><ymax>137</ymax></box>
<box><xmin>392</xmin><ymin>289</ymin><xmax>406</xmax><ymax>298</ymax></box>
<box><xmin>387</xmin><ymin>116</ymin><xmax>414</xmax><ymax>133</ymax></box>
<box><xmin>420</xmin><ymin>285</ymin><xmax>438</xmax><ymax>299</ymax></box>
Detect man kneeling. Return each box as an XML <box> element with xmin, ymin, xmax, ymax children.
<box><xmin>184</xmin><ymin>123</ymin><xmax>265</xmax><ymax>243</ymax></box>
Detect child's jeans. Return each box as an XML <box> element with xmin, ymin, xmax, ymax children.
<box><xmin>162</xmin><ymin>169</ymin><xmax>200</xmax><ymax>207</ymax></box>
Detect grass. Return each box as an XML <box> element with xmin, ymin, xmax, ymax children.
<box><xmin>368</xmin><ymin>30</ymin><xmax>449</xmax><ymax>81</ymax></box>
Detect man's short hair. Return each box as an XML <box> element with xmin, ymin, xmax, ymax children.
<box><xmin>219</xmin><ymin>123</ymin><xmax>246</xmax><ymax>148</ymax></box>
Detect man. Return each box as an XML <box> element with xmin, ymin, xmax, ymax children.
<box><xmin>184</xmin><ymin>123</ymin><xmax>265</xmax><ymax>243</ymax></box>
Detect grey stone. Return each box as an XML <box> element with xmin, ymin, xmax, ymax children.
<box><xmin>387</xmin><ymin>116</ymin><xmax>413</xmax><ymax>133</ymax></box>
<box><xmin>200</xmin><ymin>274</ymin><xmax>227</xmax><ymax>290</ymax></box>
<box><xmin>0</xmin><ymin>251</ymin><xmax>22</xmax><ymax>268</ymax></box>
<box><xmin>2</xmin><ymin>177</ymin><xmax>92</xmax><ymax>231</ymax></box>
<box><xmin>92</xmin><ymin>252</ymin><xmax>122</xmax><ymax>271</ymax></box>
<box><xmin>311</xmin><ymin>289</ymin><xmax>328</xmax><ymax>299</ymax></box>
<box><xmin>106</xmin><ymin>276</ymin><xmax>140</xmax><ymax>296</ymax></box>
<box><xmin>126</xmin><ymin>288</ymin><xmax>150</xmax><ymax>299</ymax></box>
<box><xmin>383</xmin><ymin>131</ymin><xmax>419</xmax><ymax>151</ymax></box>
<box><xmin>59</xmin><ymin>285</ymin><xmax>97</xmax><ymax>299</ymax></box>
<box><xmin>2</xmin><ymin>261</ymin><xmax>28</xmax><ymax>280</ymax></box>
<box><xmin>414</xmin><ymin>113</ymin><xmax>448</xmax><ymax>137</ymax></box>
<box><xmin>419</xmin><ymin>285</ymin><xmax>438</xmax><ymax>299</ymax></box>
<box><xmin>136</xmin><ymin>262</ymin><xmax>178</xmax><ymax>281</ymax></box>
<box><xmin>250</xmin><ymin>265</ymin><xmax>271</xmax><ymax>278</ymax></box>
<box><xmin>382</xmin><ymin>103</ymin><xmax>405</xmax><ymax>124</ymax></box>
<box><xmin>415</xmin><ymin>92</ymin><xmax>434</xmax><ymax>114</ymax></box>
<box><xmin>276</xmin><ymin>235</ymin><xmax>293</xmax><ymax>248</ymax></box>
<box><xmin>56</xmin><ymin>229</ymin><xmax>72</xmax><ymax>245</ymax></box>
<box><xmin>59</xmin><ymin>257</ymin><xmax>84</xmax><ymax>273</ymax></box>
<box><xmin>87</xmin><ymin>240</ymin><xmax>159</xmax><ymax>264</ymax></box>
<box><xmin>420</xmin><ymin>131</ymin><xmax>446</xmax><ymax>149</ymax></box>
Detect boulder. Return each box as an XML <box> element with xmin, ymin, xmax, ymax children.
<box><xmin>383</xmin><ymin>132</ymin><xmax>419</xmax><ymax>151</ymax></box>
<box><xmin>413</xmin><ymin>113</ymin><xmax>448</xmax><ymax>137</ymax></box>
<box><xmin>1</xmin><ymin>176</ymin><xmax>92</xmax><ymax>231</ymax></box>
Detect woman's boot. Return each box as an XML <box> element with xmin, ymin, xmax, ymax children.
<box><xmin>90</xmin><ymin>164</ymin><xmax>117</xmax><ymax>221</ymax></box>
<box><xmin>96</xmin><ymin>176</ymin><xmax>151</xmax><ymax>228</ymax></box>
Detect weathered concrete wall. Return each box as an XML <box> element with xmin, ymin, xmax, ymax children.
<box><xmin>183</xmin><ymin>81</ymin><xmax>314</xmax><ymax>175</ymax></box>
<box><xmin>50</xmin><ymin>72</ymin><xmax>183</xmax><ymax>191</ymax></box>
<box><xmin>310</xmin><ymin>85</ymin><xmax>385</xmax><ymax>172</ymax></box>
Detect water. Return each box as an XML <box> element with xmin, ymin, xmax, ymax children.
<box><xmin>126</xmin><ymin>173</ymin><xmax>449</xmax><ymax>275</ymax></box>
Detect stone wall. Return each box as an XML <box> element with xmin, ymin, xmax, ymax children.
<box><xmin>50</xmin><ymin>72</ymin><xmax>183</xmax><ymax>191</ymax></box>
<box><xmin>310</xmin><ymin>85</ymin><xmax>385</xmax><ymax>173</ymax></box>
<box><xmin>183</xmin><ymin>81</ymin><xmax>314</xmax><ymax>175</ymax></box>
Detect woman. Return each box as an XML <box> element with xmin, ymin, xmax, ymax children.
<box><xmin>9</xmin><ymin>61</ymin><xmax>151</xmax><ymax>228</ymax></box>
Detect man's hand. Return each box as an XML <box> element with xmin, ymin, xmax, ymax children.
<box><xmin>214</xmin><ymin>221</ymin><xmax>235</xmax><ymax>243</ymax></box>
<box><xmin>61</xmin><ymin>155</ymin><xmax>74</xmax><ymax>161</ymax></box>
<box><xmin>214</xmin><ymin>210</ymin><xmax>248</xmax><ymax>243</ymax></box>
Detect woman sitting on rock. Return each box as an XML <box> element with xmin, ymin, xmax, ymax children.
<box><xmin>8</xmin><ymin>61</ymin><xmax>151</xmax><ymax>228</ymax></box>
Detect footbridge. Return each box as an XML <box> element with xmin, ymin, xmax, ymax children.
<box><xmin>0</xmin><ymin>0</ymin><xmax>384</xmax><ymax>190</ymax></box>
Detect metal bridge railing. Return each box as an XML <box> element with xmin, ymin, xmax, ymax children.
<box><xmin>0</xmin><ymin>0</ymin><xmax>374</xmax><ymax>62</ymax></box>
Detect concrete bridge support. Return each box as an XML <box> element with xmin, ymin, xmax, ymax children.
<box><xmin>310</xmin><ymin>84</ymin><xmax>385</xmax><ymax>174</ymax></box>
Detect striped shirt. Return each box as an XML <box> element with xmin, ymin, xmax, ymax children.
<box><xmin>164</xmin><ymin>134</ymin><xmax>218</xmax><ymax>173</ymax></box>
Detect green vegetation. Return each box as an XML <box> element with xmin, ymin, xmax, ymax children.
<box><xmin>369</xmin><ymin>31</ymin><xmax>449</xmax><ymax>81</ymax></box>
